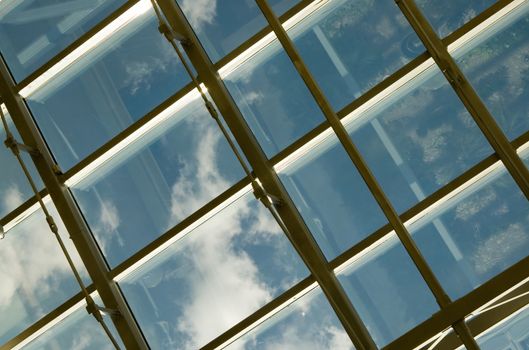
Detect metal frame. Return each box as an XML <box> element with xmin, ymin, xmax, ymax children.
<box><xmin>2</xmin><ymin>0</ymin><xmax>529</xmax><ymax>349</ymax></box>
<box><xmin>0</xmin><ymin>54</ymin><xmax>148</xmax><ymax>350</ymax></box>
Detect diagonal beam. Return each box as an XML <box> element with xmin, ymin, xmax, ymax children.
<box><xmin>395</xmin><ymin>0</ymin><xmax>529</xmax><ymax>204</ymax></box>
<box><xmin>0</xmin><ymin>57</ymin><xmax>148</xmax><ymax>349</ymax></box>
<box><xmin>155</xmin><ymin>1</ymin><xmax>377</xmax><ymax>349</ymax></box>
<box><xmin>253</xmin><ymin>1</ymin><xmax>480</xmax><ymax>349</ymax></box>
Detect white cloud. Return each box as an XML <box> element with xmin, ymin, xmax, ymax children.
<box><xmin>0</xmin><ymin>204</ymin><xmax>87</xmax><ymax>337</ymax></box>
<box><xmin>123</xmin><ymin>40</ymin><xmax>178</xmax><ymax>95</ymax></box>
<box><xmin>91</xmin><ymin>198</ymin><xmax>123</xmax><ymax>256</ymax></box>
<box><xmin>472</xmin><ymin>222</ymin><xmax>529</xmax><ymax>275</ymax></box>
<box><xmin>1</xmin><ymin>184</ymin><xmax>24</xmax><ymax>214</ymax></box>
<box><xmin>151</xmin><ymin>114</ymin><xmax>290</xmax><ymax>349</ymax></box>
<box><xmin>180</xmin><ymin>0</ymin><xmax>217</xmax><ymax>32</ymax></box>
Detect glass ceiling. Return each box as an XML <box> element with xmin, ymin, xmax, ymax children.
<box><xmin>1</xmin><ymin>0</ymin><xmax>529</xmax><ymax>349</ymax></box>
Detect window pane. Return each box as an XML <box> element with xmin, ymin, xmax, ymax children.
<box><xmin>0</xmin><ymin>203</ymin><xmax>87</xmax><ymax>344</ymax></box>
<box><xmin>454</xmin><ymin>2</ymin><xmax>529</xmax><ymax>141</ymax></box>
<box><xmin>226</xmin><ymin>286</ymin><xmax>355</xmax><ymax>350</ymax></box>
<box><xmin>0</xmin><ymin>0</ymin><xmax>126</xmax><ymax>81</ymax></box>
<box><xmin>417</xmin><ymin>0</ymin><xmax>497</xmax><ymax>38</ymax></box>
<box><xmin>477</xmin><ymin>306</ymin><xmax>529</xmax><ymax>350</ymax></box>
<box><xmin>119</xmin><ymin>191</ymin><xmax>308</xmax><ymax>350</ymax></box>
<box><xmin>279</xmin><ymin>133</ymin><xmax>387</xmax><ymax>260</ymax></box>
<box><xmin>0</xmin><ymin>109</ymin><xmax>42</xmax><ymax>218</ymax></box>
<box><xmin>337</xmin><ymin>234</ymin><xmax>438</xmax><ymax>347</ymax></box>
<box><xmin>348</xmin><ymin>64</ymin><xmax>492</xmax><ymax>213</ymax></box>
<box><xmin>26</xmin><ymin>8</ymin><xmax>189</xmax><ymax>170</ymax></box>
<box><xmin>71</xmin><ymin>94</ymin><xmax>245</xmax><ymax>267</ymax></box>
<box><xmin>176</xmin><ymin>0</ymin><xmax>298</xmax><ymax>62</ymax></box>
<box><xmin>410</xmin><ymin>165</ymin><xmax>529</xmax><ymax>300</ymax></box>
<box><xmin>292</xmin><ymin>0</ymin><xmax>424</xmax><ymax>110</ymax></box>
<box><xmin>22</xmin><ymin>296</ymin><xmax>123</xmax><ymax>350</ymax></box>
<box><xmin>224</xmin><ymin>41</ymin><xmax>325</xmax><ymax>157</ymax></box>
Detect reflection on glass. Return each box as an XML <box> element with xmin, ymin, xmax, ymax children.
<box><xmin>71</xmin><ymin>95</ymin><xmax>245</xmax><ymax>267</ymax></box>
<box><xmin>477</xmin><ymin>306</ymin><xmax>529</xmax><ymax>350</ymax></box>
<box><xmin>22</xmin><ymin>296</ymin><xmax>123</xmax><ymax>350</ymax></box>
<box><xmin>224</xmin><ymin>40</ymin><xmax>325</xmax><ymax>157</ymax></box>
<box><xmin>291</xmin><ymin>0</ymin><xmax>424</xmax><ymax>110</ymax></box>
<box><xmin>0</xmin><ymin>204</ymin><xmax>87</xmax><ymax>345</ymax></box>
<box><xmin>176</xmin><ymin>0</ymin><xmax>298</xmax><ymax>62</ymax></box>
<box><xmin>0</xmin><ymin>0</ymin><xmax>126</xmax><ymax>81</ymax></box>
<box><xmin>454</xmin><ymin>2</ymin><xmax>529</xmax><ymax>141</ymax></box>
<box><xmin>279</xmin><ymin>133</ymin><xmax>387</xmax><ymax>260</ymax></box>
<box><xmin>416</xmin><ymin>0</ymin><xmax>496</xmax><ymax>38</ymax></box>
<box><xmin>410</xmin><ymin>165</ymin><xmax>529</xmax><ymax>300</ymax></box>
<box><xmin>337</xmin><ymin>235</ymin><xmax>438</xmax><ymax>347</ymax></box>
<box><xmin>226</xmin><ymin>286</ymin><xmax>355</xmax><ymax>350</ymax></box>
<box><xmin>0</xmin><ymin>110</ymin><xmax>42</xmax><ymax>218</ymax></box>
<box><xmin>119</xmin><ymin>191</ymin><xmax>308</xmax><ymax>350</ymax></box>
<box><xmin>348</xmin><ymin>64</ymin><xmax>492</xmax><ymax>213</ymax></box>
<box><xmin>26</xmin><ymin>8</ymin><xmax>190</xmax><ymax>170</ymax></box>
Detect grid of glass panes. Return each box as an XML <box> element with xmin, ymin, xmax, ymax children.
<box><xmin>1</xmin><ymin>0</ymin><xmax>529</xmax><ymax>349</ymax></box>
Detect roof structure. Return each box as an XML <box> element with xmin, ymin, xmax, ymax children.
<box><xmin>1</xmin><ymin>0</ymin><xmax>529</xmax><ymax>349</ymax></box>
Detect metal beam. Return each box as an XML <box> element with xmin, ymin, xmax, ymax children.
<box><xmin>0</xmin><ymin>57</ymin><xmax>148</xmax><ymax>349</ymax></box>
<box><xmin>385</xmin><ymin>251</ymin><xmax>529</xmax><ymax>350</ymax></box>
<box><xmin>253</xmin><ymin>1</ymin><xmax>481</xmax><ymax>348</ymax></box>
<box><xmin>154</xmin><ymin>1</ymin><xmax>377</xmax><ymax>349</ymax></box>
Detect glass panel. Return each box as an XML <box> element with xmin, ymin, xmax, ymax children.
<box><xmin>279</xmin><ymin>133</ymin><xmax>387</xmax><ymax>260</ymax></box>
<box><xmin>0</xmin><ymin>109</ymin><xmax>42</xmax><ymax>218</ymax></box>
<box><xmin>176</xmin><ymin>0</ymin><xmax>298</xmax><ymax>62</ymax></box>
<box><xmin>348</xmin><ymin>64</ymin><xmax>492</xmax><ymax>214</ymax></box>
<box><xmin>337</xmin><ymin>234</ymin><xmax>438</xmax><ymax>347</ymax></box>
<box><xmin>119</xmin><ymin>191</ymin><xmax>308</xmax><ymax>350</ymax></box>
<box><xmin>22</xmin><ymin>296</ymin><xmax>123</xmax><ymax>350</ymax></box>
<box><xmin>416</xmin><ymin>0</ymin><xmax>497</xmax><ymax>38</ymax></box>
<box><xmin>477</xmin><ymin>306</ymin><xmax>529</xmax><ymax>350</ymax></box>
<box><xmin>291</xmin><ymin>0</ymin><xmax>424</xmax><ymax>110</ymax></box>
<box><xmin>226</xmin><ymin>286</ymin><xmax>356</xmax><ymax>350</ymax></box>
<box><xmin>410</xmin><ymin>165</ymin><xmax>529</xmax><ymax>300</ymax></box>
<box><xmin>72</xmin><ymin>94</ymin><xmax>245</xmax><ymax>267</ymax></box>
<box><xmin>0</xmin><ymin>203</ymin><xmax>87</xmax><ymax>344</ymax></box>
<box><xmin>0</xmin><ymin>0</ymin><xmax>126</xmax><ymax>81</ymax></box>
<box><xmin>224</xmin><ymin>40</ymin><xmax>325</xmax><ymax>157</ymax></box>
<box><xmin>26</xmin><ymin>7</ymin><xmax>190</xmax><ymax>170</ymax></box>
<box><xmin>454</xmin><ymin>2</ymin><xmax>529</xmax><ymax>141</ymax></box>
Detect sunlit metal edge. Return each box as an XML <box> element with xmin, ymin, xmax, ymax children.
<box><xmin>18</xmin><ymin>0</ymin><xmax>152</xmax><ymax>98</ymax></box>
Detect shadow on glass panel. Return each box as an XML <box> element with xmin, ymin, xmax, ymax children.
<box><xmin>25</xmin><ymin>7</ymin><xmax>190</xmax><ymax>170</ymax></box>
<box><xmin>176</xmin><ymin>0</ymin><xmax>298</xmax><ymax>62</ymax></box>
<box><xmin>337</xmin><ymin>234</ymin><xmax>439</xmax><ymax>348</ymax></box>
<box><xmin>410</xmin><ymin>162</ymin><xmax>529</xmax><ymax>300</ymax></box>
<box><xmin>119</xmin><ymin>190</ymin><xmax>308</xmax><ymax>350</ymax></box>
<box><xmin>224</xmin><ymin>39</ymin><xmax>325</xmax><ymax>157</ymax></box>
<box><xmin>454</xmin><ymin>1</ymin><xmax>529</xmax><ymax>141</ymax></box>
<box><xmin>0</xmin><ymin>203</ymin><xmax>88</xmax><ymax>346</ymax></box>
<box><xmin>346</xmin><ymin>64</ymin><xmax>492</xmax><ymax>214</ymax></box>
<box><xmin>71</xmin><ymin>93</ymin><xmax>246</xmax><ymax>266</ymax></box>
<box><xmin>0</xmin><ymin>0</ymin><xmax>126</xmax><ymax>81</ymax></box>
<box><xmin>416</xmin><ymin>0</ymin><xmax>497</xmax><ymax>38</ymax></box>
<box><xmin>290</xmin><ymin>0</ymin><xmax>424</xmax><ymax>110</ymax></box>
<box><xmin>278</xmin><ymin>132</ymin><xmax>387</xmax><ymax>260</ymax></box>
<box><xmin>225</xmin><ymin>285</ymin><xmax>356</xmax><ymax>350</ymax></box>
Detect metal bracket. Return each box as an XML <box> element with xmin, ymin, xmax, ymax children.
<box><xmin>251</xmin><ymin>181</ymin><xmax>282</xmax><ymax>208</ymax></box>
<box><xmin>4</xmin><ymin>134</ymin><xmax>39</xmax><ymax>156</ymax></box>
<box><xmin>158</xmin><ymin>22</ymin><xmax>190</xmax><ymax>46</ymax></box>
<box><xmin>86</xmin><ymin>297</ymin><xmax>121</xmax><ymax>319</ymax></box>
